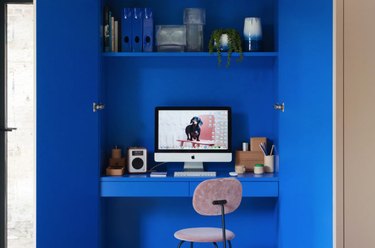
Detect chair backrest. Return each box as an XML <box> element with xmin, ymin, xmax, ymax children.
<box><xmin>192</xmin><ymin>178</ymin><xmax>242</xmax><ymax>216</ymax></box>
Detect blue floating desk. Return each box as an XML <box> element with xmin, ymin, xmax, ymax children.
<box><xmin>101</xmin><ymin>172</ymin><xmax>278</xmax><ymax>198</ymax></box>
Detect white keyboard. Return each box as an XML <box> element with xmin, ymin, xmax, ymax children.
<box><xmin>174</xmin><ymin>171</ymin><xmax>216</xmax><ymax>177</ymax></box>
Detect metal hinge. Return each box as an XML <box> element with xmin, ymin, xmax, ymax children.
<box><xmin>93</xmin><ymin>102</ymin><xmax>105</xmax><ymax>112</ymax></box>
<box><xmin>273</xmin><ymin>102</ymin><xmax>285</xmax><ymax>112</ymax></box>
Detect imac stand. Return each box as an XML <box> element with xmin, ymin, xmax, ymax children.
<box><xmin>183</xmin><ymin>162</ymin><xmax>204</xmax><ymax>171</ymax></box>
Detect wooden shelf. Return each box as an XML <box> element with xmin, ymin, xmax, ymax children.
<box><xmin>102</xmin><ymin>52</ymin><xmax>278</xmax><ymax>57</ymax></box>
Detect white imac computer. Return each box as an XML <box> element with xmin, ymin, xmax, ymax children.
<box><xmin>154</xmin><ymin>107</ymin><xmax>232</xmax><ymax>176</ymax></box>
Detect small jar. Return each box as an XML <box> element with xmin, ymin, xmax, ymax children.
<box><xmin>254</xmin><ymin>164</ymin><xmax>264</xmax><ymax>175</ymax></box>
<box><xmin>242</xmin><ymin>142</ymin><xmax>249</xmax><ymax>151</ymax></box>
<box><xmin>235</xmin><ymin>165</ymin><xmax>246</xmax><ymax>174</ymax></box>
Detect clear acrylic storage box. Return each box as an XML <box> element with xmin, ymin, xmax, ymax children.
<box><xmin>183</xmin><ymin>8</ymin><xmax>205</xmax><ymax>52</ymax></box>
<box><xmin>156</xmin><ymin>25</ymin><xmax>186</xmax><ymax>52</ymax></box>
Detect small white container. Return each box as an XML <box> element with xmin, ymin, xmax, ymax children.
<box><xmin>264</xmin><ymin>155</ymin><xmax>274</xmax><ymax>173</ymax></box>
<box><xmin>235</xmin><ymin>165</ymin><xmax>246</xmax><ymax>174</ymax></box>
<box><xmin>242</xmin><ymin>142</ymin><xmax>249</xmax><ymax>151</ymax></box>
<box><xmin>254</xmin><ymin>164</ymin><xmax>264</xmax><ymax>175</ymax></box>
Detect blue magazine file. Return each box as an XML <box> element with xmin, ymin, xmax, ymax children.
<box><xmin>132</xmin><ymin>8</ymin><xmax>143</xmax><ymax>52</ymax></box>
<box><xmin>143</xmin><ymin>8</ymin><xmax>153</xmax><ymax>52</ymax></box>
<box><xmin>121</xmin><ymin>8</ymin><xmax>132</xmax><ymax>52</ymax></box>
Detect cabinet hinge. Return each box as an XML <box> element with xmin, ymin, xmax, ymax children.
<box><xmin>273</xmin><ymin>102</ymin><xmax>284</xmax><ymax>112</ymax></box>
<box><xmin>93</xmin><ymin>102</ymin><xmax>105</xmax><ymax>112</ymax></box>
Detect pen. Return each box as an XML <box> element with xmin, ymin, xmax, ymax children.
<box><xmin>270</xmin><ymin>145</ymin><xmax>274</xmax><ymax>156</ymax></box>
<box><xmin>259</xmin><ymin>143</ymin><xmax>267</xmax><ymax>156</ymax></box>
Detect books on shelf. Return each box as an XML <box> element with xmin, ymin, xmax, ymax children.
<box><xmin>104</xmin><ymin>7</ymin><xmax>154</xmax><ymax>53</ymax></box>
<box><xmin>104</xmin><ymin>6</ymin><xmax>119</xmax><ymax>52</ymax></box>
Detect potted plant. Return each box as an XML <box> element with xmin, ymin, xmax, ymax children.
<box><xmin>208</xmin><ymin>29</ymin><xmax>243</xmax><ymax>67</ymax></box>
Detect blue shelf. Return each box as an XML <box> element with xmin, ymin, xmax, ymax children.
<box><xmin>102</xmin><ymin>52</ymin><xmax>278</xmax><ymax>57</ymax></box>
<box><xmin>101</xmin><ymin>172</ymin><xmax>279</xmax><ymax>197</ymax></box>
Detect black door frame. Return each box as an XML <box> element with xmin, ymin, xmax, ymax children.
<box><xmin>0</xmin><ymin>1</ymin><xmax>33</xmax><ymax>248</ymax></box>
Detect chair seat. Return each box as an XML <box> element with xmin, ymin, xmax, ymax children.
<box><xmin>174</xmin><ymin>227</ymin><xmax>235</xmax><ymax>242</ymax></box>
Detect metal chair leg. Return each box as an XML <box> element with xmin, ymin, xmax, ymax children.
<box><xmin>190</xmin><ymin>242</ymin><xmax>194</xmax><ymax>248</ymax></box>
<box><xmin>212</xmin><ymin>242</ymin><xmax>219</xmax><ymax>248</ymax></box>
<box><xmin>228</xmin><ymin>240</ymin><xmax>232</xmax><ymax>248</ymax></box>
<box><xmin>177</xmin><ymin>241</ymin><xmax>185</xmax><ymax>248</ymax></box>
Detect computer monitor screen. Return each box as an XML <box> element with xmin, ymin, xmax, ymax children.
<box><xmin>155</xmin><ymin>107</ymin><xmax>231</xmax><ymax>152</ymax></box>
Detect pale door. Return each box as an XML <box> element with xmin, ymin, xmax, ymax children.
<box><xmin>344</xmin><ymin>0</ymin><xmax>375</xmax><ymax>246</ymax></box>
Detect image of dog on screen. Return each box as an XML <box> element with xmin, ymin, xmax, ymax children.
<box><xmin>185</xmin><ymin>116</ymin><xmax>203</xmax><ymax>141</ymax></box>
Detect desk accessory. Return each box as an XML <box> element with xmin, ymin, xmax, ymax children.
<box><xmin>229</xmin><ymin>171</ymin><xmax>238</xmax><ymax>176</ymax></box>
<box><xmin>184</xmin><ymin>8</ymin><xmax>205</xmax><ymax>52</ymax></box>
<box><xmin>264</xmin><ymin>155</ymin><xmax>274</xmax><ymax>173</ymax></box>
<box><xmin>235</xmin><ymin>165</ymin><xmax>246</xmax><ymax>174</ymax></box>
<box><xmin>106</xmin><ymin>166</ymin><xmax>125</xmax><ymax>176</ymax></box>
<box><xmin>106</xmin><ymin>146</ymin><xmax>125</xmax><ymax>176</ymax></box>
<box><xmin>143</xmin><ymin>8</ymin><xmax>154</xmax><ymax>52</ymax></box>
<box><xmin>121</xmin><ymin>8</ymin><xmax>133</xmax><ymax>52</ymax></box>
<box><xmin>156</xmin><ymin>25</ymin><xmax>186</xmax><ymax>52</ymax></box>
<box><xmin>254</xmin><ymin>164</ymin><xmax>264</xmax><ymax>175</ymax></box>
<box><xmin>132</xmin><ymin>8</ymin><xmax>143</xmax><ymax>52</ymax></box>
<box><xmin>242</xmin><ymin>142</ymin><xmax>249</xmax><ymax>151</ymax></box>
<box><xmin>250</xmin><ymin>137</ymin><xmax>268</xmax><ymax>152</ymax></box>
<box><xmin>109</xmin><ymin>146</ymin><xmax>126</xmax><ymax>166</ymax></box>
<box><xmin>174</xmin><ymin>171</ymin><xmax>216</xmax><ymax>177</ymax></box>
<box><xmin>128</xmin><ymin>147</ymin><xmax>147</xmax><ymax>173</ymax></box>
<box><xmin>235</xmin><ymin>151</ymin><xmax>264</xmax><ymax>172</ymax></box>
<box><xmin>243</xmin><ymin>17</ymin><xmax>262</xmax><ymax>51</ymax></box>
<box><xmin>150</xmin><ymin>171</ymin><xmax>167</xmax><ymax>177</ymax></box>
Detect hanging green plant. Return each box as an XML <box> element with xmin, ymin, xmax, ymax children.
<box><xmin>208</xmin><ymin>29</ymin><xmax>243</xmax><ymax>67</ymax></box>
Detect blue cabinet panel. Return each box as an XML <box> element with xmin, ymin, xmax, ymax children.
<box><xmin>102</xmin><ymin>173</ymin><xmax>279</xmax><ymax>197</ymax></box>
<box><xmin>36</xmin><ymin>0</ymin><xmax>100</xmax><ymax>247</ymax></box>
<box><xmin>278</xmin><ymin>0</ymin><xmax>333</xmax><ymax>247</ymax></box>
<box><xmin>242</xmin><ymin>182</ymin><xmax>279</xmax><ymax>197</ymax></box>
<box><xmin>102</xmin><ymin>181</ymin><xmax>189</xmax><ymax>197</ymax></box>
<box><xmin>189</xmin><ymin>181</ymin><xmax>279</xmax><ymax>197</ymax></box>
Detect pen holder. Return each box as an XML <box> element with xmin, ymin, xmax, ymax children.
<box><xmin>264</xmin><ymin>155</ymin><xmax>274</xmax><ymax>173</ymax></box>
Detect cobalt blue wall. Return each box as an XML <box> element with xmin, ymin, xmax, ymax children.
<box><xmin>278</xmin><ymin>0</ymin><xmax>333</xmax><ymax>247</ymax></box>
<box><xmin>103</xmin><ymin>197</ymin><xmax>278</xmax><ymax>248</ymax></box>
<box><xmin>37</xmin><ymin>0</ymin><xmax>101</xmax><ymax>247</ymax></box>
<box><xmin>104</xmin><ymin>0</ymin><xmax>276</xmax><ymax>52</ymax></box>
<box><xmin>36</xmin><ymin>0</ymin><xmax>333</xmax><ymax>247</ymax></box>
<box><xmin>103</xmin><ymin>57</ymin><xmax>278</xmax><ymax>169</ymax></box>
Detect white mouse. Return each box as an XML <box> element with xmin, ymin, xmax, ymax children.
<box><xmin>229</xmin><ymin>172</ymin><xmax>238</xmax><ymax>176</ymax></box>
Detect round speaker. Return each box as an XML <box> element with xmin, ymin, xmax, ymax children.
<box><xmin>132</xmin><ymin>157</ymin><xmax>144</xmax><ymax>170</ymax></box>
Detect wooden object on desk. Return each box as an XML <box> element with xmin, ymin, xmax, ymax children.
<box><xmin>235</xmin><ymin>151</ymin><xmax>264</xmax><ymax>172</ymax></box>
<box><xmin>250</xmin><ymin>137</ymin><xmax>268</xmax><ymax>151</ymax></box>
<box><xmin>106</xmin><ymin>166</ymin><xmax>125</xmax><ymax>176</ymax></box>
<box><xmin>109</xmin><ymin>157</ymin><xmax>126</xmax><ymax>166</ymax></box>
<box><xmin>111</xmin><ymin>147</ymin><xmax>122</xmax><ymax>159</ymax></box>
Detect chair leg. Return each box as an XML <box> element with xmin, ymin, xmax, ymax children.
<box><xmin>227</xmin><ymin>240</ymin><xmax>232</xmax><ymax>248</ymax></box>
<box><xmin>177</xmin><ymin>241</ymin><xmax>185</xmax><ymax>248</ymax></box>
<box><xmin>212</xmin><ymin>242</ymin><xmax>218</xmax><ymax>248</ymax></box>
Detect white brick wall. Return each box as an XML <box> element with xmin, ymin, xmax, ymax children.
<box><xmin>6</xmin><ymin>4</ymin><xmax>35</xmax><ymax>248</ymax></box>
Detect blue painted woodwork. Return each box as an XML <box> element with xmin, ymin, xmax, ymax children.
<box><xmin>103</xmin><ymin>197</ymin><xmax>278</xmax><ymax>248</ymax></box>
<box><xmin>101</xmin><ymin>173</ymin><xmax>279</xmax><ymax>197</ymax></box>
<box><xmin>104</xmin><ymin>0</ymin><xmax>277</xmax><ymax>52</ymax></box>
<box><xmin>36</xmin><ymin>0</ymin><xmax>101</xmax><ymax>248</ymax></box>
<box><xmin>102</xmin><ymin>52</ymin><xmax>279</xmax><ymax>57</ymax></box>
<box><xmin>103</xmin><ymin>57</ymin><xmax>277</xmax><ymax>169</ymax></box>
<box><xmin>36</xmin><ymin>0</ymin><xmax>333</xmax><ymax>246</ymax></box>
<box><xmin>278</xmin><ymin>0</ymin><xmax>333</xmax><ymax>247</ymax></box>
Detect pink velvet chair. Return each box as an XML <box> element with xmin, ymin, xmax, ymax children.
<box><xmin>174</xmin><ymin>178</ymin><xmax>242</xmax><ymax>248</ymax></box>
